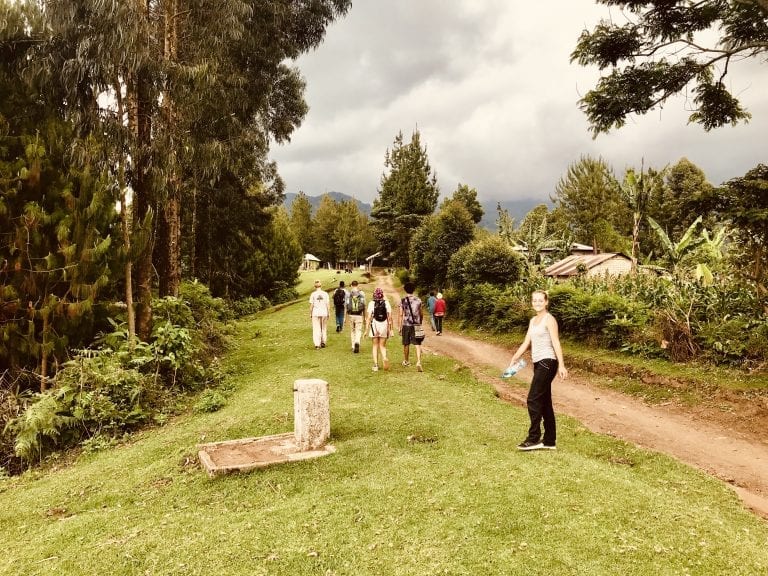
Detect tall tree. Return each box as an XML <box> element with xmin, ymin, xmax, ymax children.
<box><xmin>719</xmin><ymin>164</ymin><xmax>768</xmax><ymax>298</ymax></box>
<box><xmin>572</xmin><ymin>1</ymin><xmax>768</xmax><ymax>135</ymax></box>
<box><xmin>312</xmin><ymin>194</ymin><xmax>340</xmax><ymax>264</ymax></box>
<box><xmin>410</xmin><ymin>200</ymin><xmax>475</xmax><ymax>289</ymax></box>
<box><xmin>290</xmin><ymin>192</ymin><xmax>314</xmax><ymax>254</ymax></box>
<box><xmin>17</xmin><ymin>0</ymin><xmax>351</xmax><ymax>338</ymax></box>
<box><xmin>552</xmin><ymin>155</ymin><xmax>628</xmax><ymax>252</ymax></box>
<box><xmin>442</xmin><ymin>183</ymin><xmax>484</xmax><ymax>224</ymax></box>
<box><xmin>653</xmin><ymin>158</ymin><xmax>716</xmax><ymax>240</ymax></box>
<box><xmin>371</xmin><ymin>130</ymin><xmax>440</xmax><ymax>267</ymax></box>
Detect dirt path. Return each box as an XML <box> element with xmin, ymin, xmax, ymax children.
<box><xmin>380</xmin><ymin>277</ymin><xmax>768</xmax><ymax>520</ymax></box>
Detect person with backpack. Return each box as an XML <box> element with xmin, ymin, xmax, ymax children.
<box><xmin>332</xmin><ymin>281</ymin><xmax>348</xmax><ymax>333</ymax></box>
<box><xmin>309</xmin><ymin>279</ymin><xmax>330</xmax><ymax>349</ymax></box>
<box><xmin>346</xmin><ymin>280</ymin><xmax>366</xmax><ymax>354</ymax></box>
<box><xmin>366</xmin><ymin>287</ymin><xmax>392</xmax><ymax>372</ymax></box>
<box><xmin>398</xmin><ymin>282</ymin><xmax>425</xmax><ymax>372</ymax></box>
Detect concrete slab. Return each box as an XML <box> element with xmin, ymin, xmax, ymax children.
<box><xmin>197</xmin><ymin>432</ymin><xmax>336</xmax><ymax>477</ymax></box>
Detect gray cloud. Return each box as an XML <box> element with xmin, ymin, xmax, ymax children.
<box><xmin>272</xmin><ymin>1</ymin><xmax>768</xmax><ymax>204</ymax></box>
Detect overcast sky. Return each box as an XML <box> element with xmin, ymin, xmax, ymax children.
<box><xmin>270</xmin><ymin>1</ymin><xmax>768</xmax><ymax>205</ymax></box>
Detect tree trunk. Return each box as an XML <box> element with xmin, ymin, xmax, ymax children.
<box><xmin>158</xmin><ymin>0</ymin><xmax>181</xmax><ymax>297</ymax></box>
<box><xmin>115</xmin><ymin>78</ymin><xmax>136</xmax><ymax>341</ymax></box>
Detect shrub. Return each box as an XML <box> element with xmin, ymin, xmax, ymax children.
<box><xmin>231</xmin><ymin>296</ymin><xmax>271</xmax><ymax>317</ymax></box>
<box><xmin>194</xmin><ymin>389</ymin><xmax>226</xmax><ymax>414</ymax></box>
<box><xmin>447</xmin><ymin>236</ymin><xmax>525</xmax><ymax>287</ymax></box>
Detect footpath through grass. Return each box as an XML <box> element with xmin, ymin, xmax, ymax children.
<box><xmin>1</xmin><ymin>299</ymin><xmax>768</xmax><ymax>575</ymax></box>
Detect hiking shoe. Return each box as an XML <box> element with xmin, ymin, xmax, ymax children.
<box><xmin>416</xmin><ymin>363</ymin><xmax>423</xmax><ymax>372</ymax></box>
<box><xmin>354</xmin><ymin>343</ymin><xmax>359</xmax><ymax>353</ymax></box>
<box><xmin>402</xmin><ymin>360</ymin><xmax>410</xmax><ymax>367</ymax></box>
<box><xmin>320</xmin><ymin>342</ymin><xmax>326</xmax><ymax>348</ymax></box>
<box><xmin>383</xmin><ymin>359</ymin><xmax>390</xmax><ymax>370</ymax></box>
<box><xmin>517</xmin><ymin>440</ymin><xmax>544</xmax><ymax>451</ymax></box>
<box><xmin>542</xmin><ymin>444</ymin><xmax>557</xmax><ymax>450</ymax></box>
<box><xmin>372</xmin><ymin>365</ymin><xmax>379</xmax><ymax>372</ymax></box>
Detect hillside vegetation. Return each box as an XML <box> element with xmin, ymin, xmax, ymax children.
<box><xmin>2</xmin><ymin>300</ymin><xmax>767</xmax><ymax>576</ymax></box>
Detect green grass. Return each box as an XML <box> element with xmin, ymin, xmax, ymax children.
<box><xmin>296</xmin><ymin>269</ymin><xmax>371</xmax><ymax>296</ymax></box>
<box><xmin>2</xmin><ymin>301</ymin><xmax>768</xmax><ymax>575</ymax></box>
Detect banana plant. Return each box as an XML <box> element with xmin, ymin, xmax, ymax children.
<box><xmin>647</xmin><ymin>215</ymin><xmax>704</xmax><ymax>267</ymax></box>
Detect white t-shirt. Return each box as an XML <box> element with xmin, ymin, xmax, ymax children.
<box><xmin>309</xmin><ymin>289</ymin><xmax>330</xmax><ymax>317</ymax></box>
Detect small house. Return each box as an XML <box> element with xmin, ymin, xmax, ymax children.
<box><xmin>544</xmin><ymin>253</ymin><xmax>633</xmax><ymax>280</ymax></box>
<box><xmin>302</xmin><ymin>253</ymin><xmax>321</xmax><ymax>271</ymax></box>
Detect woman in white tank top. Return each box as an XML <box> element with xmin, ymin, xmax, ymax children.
<box><xmin>507</xmin><ymin>290</ymin><xmax>568</xmax><ymax>451</ymax></box>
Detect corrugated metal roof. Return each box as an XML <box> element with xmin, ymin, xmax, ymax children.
<box><xmin>544</xmin><ymin>253</ymin><xmax>629</xmax><ymax>277</ymax></box>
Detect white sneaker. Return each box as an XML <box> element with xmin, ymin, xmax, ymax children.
<box><xmin>372</xmin><ymin>365</ymin><xmax>379</xmax><ymax>372</ymax></box>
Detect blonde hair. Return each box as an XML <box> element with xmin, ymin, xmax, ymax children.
<box><xmin>532</xmin><ymin>290</ymin><xmax>549</xmax><ymax>302</ymax></box>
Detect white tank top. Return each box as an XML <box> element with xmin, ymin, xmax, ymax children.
<box><xmin>530</xmin><ymin>313</ymin><xmax>556</xmax><ymax>363</ymax></box>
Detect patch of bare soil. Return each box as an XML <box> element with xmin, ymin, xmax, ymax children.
<box><xmin>379</xmin><ymin>277</ymin><xmax>768</xmax><ymax>520</ymax></box>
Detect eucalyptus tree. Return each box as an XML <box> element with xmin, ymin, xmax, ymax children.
<box><xmin>290</xmin><ymin>192</ymin><xmax>315</xmax><ymax>255</ymax></box>
<box><xmin>13</xmin><ymin>0</ymin><xmax>351</xmax><ymax>338</ymax></box>
<box><xmin>573</xmin><ymin>1</ymin><xmax>768</xmax><ymax>135</ymax></box>
<box><xmin>312</xmin><ymin>194</ymin><xmax>341</xmax><ymax>264</ymax></box>
<box><xmin>335</xmin><ymin>199</ymin><xmax>376</xmax><ymax>265</ymax></box>
<box><xmin>371</xmin><ymin>130</ymin><xmax>440</xmax><ymax>267</ymax></box>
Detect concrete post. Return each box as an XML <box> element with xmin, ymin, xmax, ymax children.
<box><xmin>293</xmin><ymin>378</ymin><xmax>330</xmax><ymax>451</ymax></box>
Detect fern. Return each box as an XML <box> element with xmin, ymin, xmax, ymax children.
<box><xmin>10</xmin><ymin>389</ymin><xmax>77</xmax><ymax>462</ymax></box>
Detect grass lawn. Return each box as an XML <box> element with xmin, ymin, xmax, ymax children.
<box><xmin>296</xmin><ymin>269</ymin><xmax>372</xmax><ymax>296</ymax></box>
<box><xmin>1</xmin><ymin>300</ymin><xmax>767</xmax><ymax>575</ymax></box>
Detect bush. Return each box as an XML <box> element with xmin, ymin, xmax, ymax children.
<box><xmin>447</xmin><ymin>236</ymin><xmax>525</xmax><ymax>287</ymax></box>
<box><xmin>231</xmin><ymin>296</ymin><xmax>271</xmax><ymax>317</ymax></box>
<box><xmin>194</xmin><ymin>389</ymin><xmax>226</xmax><ymax>413</ymax></box>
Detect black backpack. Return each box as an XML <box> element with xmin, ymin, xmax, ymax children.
<box><xmin>372</xmin><ymin>299</ymin><xmax>388</xmax><ymax>321</ymax></box>
<box><xmin>333</xmin><ymin>288</ymin><xmax>346</xmax><ymax>308</ymax></box>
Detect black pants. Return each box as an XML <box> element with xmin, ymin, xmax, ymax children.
<box><xmin>435</xmin><ymin>315</ymin><xmax>444</xmax><ymax>332</ymax></box>
<box><xmin>525</xmin><ymin>358</ymin><xmax>558</xmax><ymax>445</ymax></box>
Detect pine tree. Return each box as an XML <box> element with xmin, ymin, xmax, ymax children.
<box><xmin>371</xmin><ymin>130</ymin><xmax>439</xmax><ymax>267</ymax></box>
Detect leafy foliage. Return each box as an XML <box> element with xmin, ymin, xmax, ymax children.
<box><xmin>371</xmin><ymin>130</ymin><xmax>440</xmax><ymax>267</ymax></box>
<box><xmin>410</xmin><ymin>200</ymin><xmax>476</xmax><ymax>289</ymax></box>
<box><xmin>572</xmin><ymin>1</ymin><xmax>766</xmax><ymax>134</ymax></box>
<box><xmin>446</xmin><ymin>236</ymin><xmax>524</xmax><ymax>288</ymax></box>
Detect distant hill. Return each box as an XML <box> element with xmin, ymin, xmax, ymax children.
<box><xmin>478</xmin><ymin>198</ymin><xmax>549</xmax><ymax>230</ymax></box>
<box><xmin>283</xmin><ymin>192</ymin><xmax>547</xmax><ymax>230</ymax></box>
<box><xmin>283</xmin><ymin>192</ymin><xmax>372</xmax><ymax>216</ymax></box>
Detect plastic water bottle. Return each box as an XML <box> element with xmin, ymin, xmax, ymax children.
<box><xmin>502</xmin><ymin>359</ymin><xmax>526</xmax><ymax>378</ymax></box>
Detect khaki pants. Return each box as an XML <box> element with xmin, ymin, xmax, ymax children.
<box><xmin>348</xmin><ymin>314</ymin><xmax>364</xmax><ymax>349</ymax></box>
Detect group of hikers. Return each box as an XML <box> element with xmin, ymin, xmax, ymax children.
<box><xmin>308</xmin><ymin>279</ymin><xmax>446</xmax><ymax>373</ymax></box>
<box><xmin>308</xmin><ymin>278</ymin><xmax>568</xmax><ymax>451</ymax></box>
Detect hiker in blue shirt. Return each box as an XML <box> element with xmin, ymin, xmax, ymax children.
<box><xmin>427</xmin><ymin>290</ymin><xmax>437</xmax><ymax>332</ymax></box>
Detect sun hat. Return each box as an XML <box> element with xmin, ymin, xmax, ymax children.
<box><xmin>436</xmin><ymin>292</ymin><xmax>443</xmax><ymax>299</ymax></box>
<box><xmin>373</xmin><ymin>287</ymin><xmax>384</xmax><ymax>300</ymax></box>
